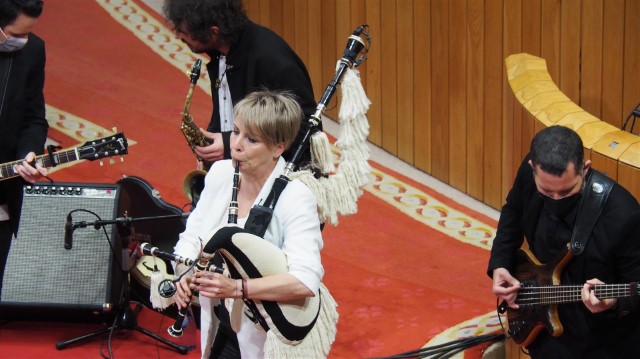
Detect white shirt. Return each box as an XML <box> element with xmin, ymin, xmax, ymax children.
<box><xmin>174</xmin><ymin>158</ymin><xmax>324</xmax><ymax>358</ymax></box>
<box><xmin>217</xmin><ymin>56</ymin><xmax>234</xmax><ymax>132</ymax></box>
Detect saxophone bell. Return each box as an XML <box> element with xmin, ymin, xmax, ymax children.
<box><xmin>183</xmin><ymin>169</ymin><xmax>207</xmax><ymax>208</ymax></box>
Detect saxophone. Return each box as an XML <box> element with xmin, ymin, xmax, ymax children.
<box><xmin>181</xmin><ymin>59</ymin><xmax>212</xmax><ymax>157</ymax></box>
<box><xmin>181</xmin><ymin>59</ymin><xmax>211</xmax><ymax>206</ymax></box>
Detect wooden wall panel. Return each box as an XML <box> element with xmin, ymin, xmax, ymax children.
<box><xmin>502</xmin><ymin>0</ymin><xmax>522</xmax><ymax>201</ymax></box>
<box><xmin>448</xmin><ymin>0</ymin><xmax>467</xmax><ymax>190</ymax></box>
<box><xmin>365</xmin><ymin>0</ymin><xmax>382</xmax><ymax>145</ymax></box>
<box><xmin>430</xmin><ymin>0</ymin><xmax>450</xmax><ymax>183</ymax></box>
<box><xmin>466</xmin><ymin>0</ymin><xmax>484</xmax><ymax>200</ymax></box>
<box><xmin>591</xmin><ymin>152</ymin><xmax>619</xmax><ymax>180</ymax></box>
<box><xmin>246</xmin><ymin>0</ymin><xmax>640</xmax><ymax>208</ymax></box>
<box><xmin>306</xmin><ymin>0</ymin><xmax>322</xmax><ymax>103</ymax></box>
<box><xmin>618</xmin><ymin>163</ymin><xmax>640</xmax><ymax>201</ymax></box>
<box><xmin>319</xmin><ymin>0</ymin><xmax>337</xmax><ymax>122</ymax></box>
<box><xmin>413</xmin><ymin>0</ymin><xmax>431</xmax><ymax>173</ymax></box>
<box><xmin>560</xmin><ymin>0</ymin><xmax>581</xmax><ymax>102</ymax></box>
<box><xmin>281</xmin><ymin>1</ymin><xmax>295</xmax><ymax>51</ymax></box>
<box><xmin>520</xmin><ymin>0</ymin><xmax>541</xmax><ymax>162</ymax></box>
<box><xmin>258</xmin><ymin>0</ymin><xmax>271</xmax><ymax>28</ymax></box>
<box><xmin>623</xmin><ymin>0</ymin><xmax>640</xmax><ymax>134</ymax></box>
<box><xmin>380</xmin><ymin>0</ymin><xmax>399</xmax><ymax>155</ymax></box>
<box><xmin>541</xmin><ymin>0</ymin><xmax>561</xmax><ymax>81</ymax></box>
<box><xmin>268</xmin><ymin>0</ymin><xmax>283</xmax><ymax>35</ymax></box>
<box><xmin>483</xmin><ymin>0</ymin><xmax>504</xmax><ymax>209</ymax></box>
<box><xmin>396</xmin><ymin>0</ymin><xmax>415</xmax><ymax>163</ymax></box>
<box><xmin>581</xmin><ymin>0</ymin><xmax>603</xmax><ymax>118</ymax></box>
<box><xmin>293</xmin><ymin>1</ymin><xmax>309</xmax><ymax>67</ymax></box>
<box><xmin>601</xmin><ymin>0</ymin><xmax>624</xmax><ymax>128</ymax></box>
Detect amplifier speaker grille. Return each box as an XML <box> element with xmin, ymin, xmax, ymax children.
<box><xmin>1</xmin><ymin>182</ymin><xmax>122</xmax><ymax>311</ymax></box>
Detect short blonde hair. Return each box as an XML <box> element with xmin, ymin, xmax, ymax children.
<box><xmin>234</xmin><ymin>90</ymin><xmax>302</xmax><ymax>150</ymax></box>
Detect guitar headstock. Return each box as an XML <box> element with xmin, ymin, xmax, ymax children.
<box><xmin>77</xmin><ymin>132</ymin><xmax>128</xmax><ymax>163</ymax></box>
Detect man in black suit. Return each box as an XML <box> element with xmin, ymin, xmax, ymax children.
<box><xmin>488</xmin><ymin>126</ymin><xmax>640</xmax><ymax>358</ymax></box>
<box><xmin>162</xmin><ymin>0</ymin><xmax>317</xmax><ymax>167</ymax></box>
<box><xmin>0</xmin><ymin>0</ymin><xmax>48</xmax><ymax>297</ymax></box>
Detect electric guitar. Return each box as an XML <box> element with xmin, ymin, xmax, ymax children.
<box><xmin>506</xmin><ymin>243</ymin><xmax>640</xmax><ymax>347</ymax></box>
<box><xmin>0</xmin><ymin>132</ymin><xmax>128</xmax><ymax>181</ymax></box>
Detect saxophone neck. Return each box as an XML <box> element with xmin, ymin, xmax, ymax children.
<box><xmin>183</xmin><ymin>84</ymin><xmax>196</xmax><ymax>113</ymax></box>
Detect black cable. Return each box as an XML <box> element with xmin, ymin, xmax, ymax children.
<box><xmin>368</xmin><ymin>333</ymin><xmax>505</xmax><ymax>359</ymax></box>
<box><xmin>66</xmin><ymin>208</ymin><xmax>125</xmax><ymax>275</ymax></box>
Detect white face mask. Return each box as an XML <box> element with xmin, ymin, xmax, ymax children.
<box><xmin>0</xmin><ymin>28</ymin><xmax>28</xmax><ymax>52</ymax></box>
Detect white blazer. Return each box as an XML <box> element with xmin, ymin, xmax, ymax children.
<box><xmin>173</xmin><ymin>158</ymin><xmax>324</xmax><ymax>358</ymax></box>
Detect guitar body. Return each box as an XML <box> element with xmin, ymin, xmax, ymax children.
<box><xmin>508</xmin><ymin>244</ymin><xmax>573</xmax><ymax>346</ymax></box>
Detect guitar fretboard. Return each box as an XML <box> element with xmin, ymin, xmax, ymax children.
<box><xmin>0</xmin><ymin>149</ymin><xmax>79</xmax><ymax>180</ymax></box>
<box><xmin>516</xmin><ymin>282</ymin><xmax>638</xmax><ymax>306</ymax></box>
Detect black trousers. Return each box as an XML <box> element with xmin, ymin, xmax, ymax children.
<box><xmin>209</xmin><ymin>302</ymin><xmax>241</xmax><ymax>359</ymax></box>
<box><xmin>210</xmin><ymin>321</ymin><xmax>241</xmax><ymax>359</ymax></box>
<box><xmin>0</xmin><ymin>220</ymin><xmax>13</xmax><ymax>298</ymax></box>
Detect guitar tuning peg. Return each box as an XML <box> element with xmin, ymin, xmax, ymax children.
<box><xmin>120</xmin><ymin>156</ymin><xmax>125</xmax><ymax>162</ymax></box>
<box><xmin>99</xmin><ymin>159</ymin><xmax>104</xmax><ymax>166</ymax></box>
<box><xmin>112</xmin><ymin>127</ymin><xmax>118</xmax><ymax>134</ymax></box>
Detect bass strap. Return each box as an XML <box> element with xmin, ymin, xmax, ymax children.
<box><xmin>569</xmin><ymin>170</ymin><xmax>614</xmax><ymax>255</ymax></box>
<box><xmin>244</xmin><ymin>175</ymin><xmax>289</xmax><ymax>238</ymax></box>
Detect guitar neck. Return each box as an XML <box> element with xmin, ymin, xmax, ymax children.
<box><xmin>518</xmin><ymin>283</ymin><xmax>638</xmax><ymax>306</ymax></box>
<box><xmin>0</xmin><ymin>149</ymin><xmax>78</xmax><ymax>181</ymax></box>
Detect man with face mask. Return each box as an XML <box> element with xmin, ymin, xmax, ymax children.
<box><xmin>0</xmin><ymin>0</ymin><xmax>48</xmax><ymax>299</ymax></box>
<box><xmin>488</xmin><ymin>125</ymin><xmax>640</xmax><ymax>358</ymax></box>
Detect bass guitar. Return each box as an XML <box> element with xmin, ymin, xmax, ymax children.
<box><xmin>506</xmin><ymin>243</ymin><xmax>639</xmax><ymax>347</ymax></box>
<box><xmin>0</xmin><ymin>132</ymin><xmax>128</xmax><ymax>181</ymax></box>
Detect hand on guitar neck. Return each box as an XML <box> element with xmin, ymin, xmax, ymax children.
<box><xmin>582</xmin><ymin>278</ymin><xmax>618</xmax><ymax>313</ymax></box>
<box><xmin>12</xmin><ymin>151</ymin><xmax>48</xmax><ymax>183</ymax></box>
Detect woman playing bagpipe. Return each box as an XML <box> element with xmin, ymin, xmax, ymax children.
<box><xmin>172</xmin><ymin>90</ymin><xmax>329</xmax><ymax>359</ymax></box>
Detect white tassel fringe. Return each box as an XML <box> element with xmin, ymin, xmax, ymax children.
<box><xmin>293</xmin><ymin>62</ymin><xmax>372</xmax><ymax>226</ymax></box>
<box><xmin>149</xmin><ymin>266</ymin><xmax>174</xmax><ymax>310</ymax></box>
<box><xmin>263</xmin><ymin>283</ymin><xmax>339</xmax><ymax>359</ymax></box>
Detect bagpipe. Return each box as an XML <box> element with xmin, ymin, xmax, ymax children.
<box><xmin>140</xmin><ymin>24</ymin><xmax>372</xmax><ymax>357</ymax></box>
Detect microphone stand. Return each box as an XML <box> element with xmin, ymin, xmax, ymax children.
<box><xmin>56</xmin><ymin>213</ymin><xmax>193</xmax><ymax>354</ymax></box>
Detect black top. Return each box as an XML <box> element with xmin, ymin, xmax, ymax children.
<box><xmin>0</xmin><ymin>33</ymin><xmax>48</xmax><ymax>232</ymax></box>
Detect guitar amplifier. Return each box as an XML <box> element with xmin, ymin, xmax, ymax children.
<box><xmin>0</xmin><ymin>182</ymin><xmax>123</xmax><ymax>312</ymax></box>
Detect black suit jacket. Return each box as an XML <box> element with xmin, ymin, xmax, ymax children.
<box><xmin>206</xmin><ymin>21</ymin><xmax>317</xmax><ymax>163</ymax></box>
<box><xmin>0</xmin><ymin>33</ymin><xmax>48</xmax><ymax>233</ymax></box>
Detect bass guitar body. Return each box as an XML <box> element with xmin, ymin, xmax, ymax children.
<box><xmin>507</xmin><ymin>244</ymin><xmax>573</xmax><ymax>347</ymax></box>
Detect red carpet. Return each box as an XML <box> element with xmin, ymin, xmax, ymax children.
<box><xmin>0</xmin><ymin>1</ymin><xmax>500</xmax><ymax>358</ymax></box>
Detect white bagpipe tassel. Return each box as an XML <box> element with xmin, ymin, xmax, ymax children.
<box><xmin>310</xmin><ymin>131</ymin><xmax>336</xmax><ymax>174</ymax></box>
<box><xmin>149</xmin><ymin>260</ymin><xmax>174</xmax><ymax>310</ymax></box>
<box><xmin>293</xmin><ymin>63</ymin><xmax>372</xmax><ymax>226</ymax></box>
<box><xmin>263</xmin><ymin>283</ymin><xmax>338</xmax><ymax>358</ymax></box>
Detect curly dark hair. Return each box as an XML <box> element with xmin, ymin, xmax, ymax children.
<box><xmin>0</xmin><ymin>0</ymin><xmax>43</xmax><ymax>28</ymax></box>
<box><xmin>162</xmin><ymin>0</ymin><xmax>248</xmax><ymax>45</ymax></box>
<box><xmin>530</xmin><ymin>126</ymin><xmax>584</xmax><ymax>176</ymax></box>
